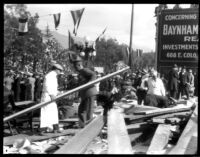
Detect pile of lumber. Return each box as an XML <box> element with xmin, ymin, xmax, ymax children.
<box><xmin>122</xmin><ymin>98</ymin><xmax>198</xmax><ymax>154</ymax></box>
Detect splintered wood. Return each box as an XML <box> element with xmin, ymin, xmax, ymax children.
<box><xmin>107</xmin><ymin>109</ymin><xmax>133</xmax><ymax>154</ymax></box>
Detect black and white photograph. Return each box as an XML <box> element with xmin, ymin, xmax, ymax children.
<box><xmin>3</xmin><ymin>4</ymin><xmax>198</xmax><ymax>154</ymax></box>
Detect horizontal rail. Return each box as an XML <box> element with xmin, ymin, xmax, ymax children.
<box><xmin>4</xmin><ymin>67</ymin><xmax>129</xmax><ymax>122</ymax></box>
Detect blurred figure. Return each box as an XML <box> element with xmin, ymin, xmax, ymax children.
<box><xmin>187</xmin><ymin>69</ymin><xmax>195</xmax><ymax>97</ymax></box>
<box><xmin>178</xmin><ymin>67</ymin><xmax>189</xmax><ymax>100</ymax></box>
<box><xmin>168</xmin><ymin>64</ymin><xmax>179</xmax><ymax>99</ymax></box>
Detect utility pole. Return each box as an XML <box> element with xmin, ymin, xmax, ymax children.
<box><xmin>129</xmin><ymin>4</ymin><xmax>134</xmax><ymax>70</ymax></box>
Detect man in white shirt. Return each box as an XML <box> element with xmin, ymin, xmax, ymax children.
<box><xmin>144</xmin><ymin>70</ymin><xmax>168</xmax><ymax>108</ymax></box>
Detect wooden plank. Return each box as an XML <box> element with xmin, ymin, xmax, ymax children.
<box><xmin>125</xmin><ymin>105</ymin><xmax>194</xmax><ymax>123</ymax></box>
<box><xmin>54</xmin><ymin>115</ymin><xmax>105</xmax><ymax>154</ymax></box>
<box><xmin>122</xmin><ymin>104</ymin><xmax>159</xmax><ymax>115</ymax></box>
<box><xmin>32</xmin><ymin>117</ymin><xmax>79</xmax><ymax>123</ymax></box>
<box><xmin>168</xmin><ymin>104</ymin><xmax>198</xmax><ymax>154</ymax></box>
<box><xmin>3</xmin><ymin>129</ymin><xmax>79</xmax><ymax>146</ymax></box>
<box><xmin>184</xmin><ymin>134</ymin><xmax>197</xmax><ymax>154</ymax></box>
<box><xmin>15</xmin><ymin>101</ymin><xmax>35</xmax><ymax>106</ymax></box>
<box><xmin>107</xmin><ymin>109</ymin><xmax>133</xmax><ymax>154</ymax></box>
<box><xmin>134</xmin><ymin>103</ymin><xmax>194</xmax><ymax>115</ymax></box>
<box><xmin>147</xmin><ymin>124</ymin><xmax>171</xmax><ymax>154</ymax></box>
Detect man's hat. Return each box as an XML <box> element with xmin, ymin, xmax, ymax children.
<box><xmin>52</xmin><ymin>63</ymin><xmax>63</xmax><ymax>71</ymax></box>
<box><xmin>173</xmin><ymin>64</ymin><xmax>178</xmax><ymax>68</ymax></box>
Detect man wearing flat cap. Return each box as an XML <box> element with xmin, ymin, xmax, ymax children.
<box><xmin>71</xmin><ymin>55</ymin><xmax>98</xmax><ymax>128</ymax></box>
<box><xmin>39</xmin><ymin>63</ymin><xmax>63</xmax><ymax>134</ymax></box>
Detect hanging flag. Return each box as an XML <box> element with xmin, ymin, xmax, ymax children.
<box><xmin>70</xmin><ymin>8</ymin><xmax>85</xmax><ymax>36</ymax></box>
<box><xmin>136</xmin><ymin>49</ymin><xmax>142</xmax><ymax>57</ymax></box>
<box><xmin>18</xmin><ymin>18</ymin><xmax>28</xmax><ymax>35</ymax></box>
<box><xmin>95</xmin><ymin>27</ymin><xmax>107</xmax><ymax>42</ymax></box>
<box><xmin>53</xmin><ymin>13</ymin><xmax>61</xmax><ymax>30</ymax></box>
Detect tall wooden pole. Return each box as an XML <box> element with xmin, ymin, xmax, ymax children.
<box><xmin>129</xmin><ymin>4</ymin><xmax>134</xmax><ymax>69</ymax></box>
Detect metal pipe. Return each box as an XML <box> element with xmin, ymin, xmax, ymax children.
<box><xmin>4</xmin><ymin>67</ymin><xmax>129</xmax><ymax>122</ymax></box>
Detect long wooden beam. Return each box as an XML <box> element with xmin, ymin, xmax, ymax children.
<box><xmin>54</xmin><ymin>115</ymin><xmax>105</xmax><ymax>154</ymax></box>
<box><xmin>107</xmin><ymin>109</ymin><xmax>133</xmax><ymax>154</ymax></box>
<box><xmin>4</xmin><ymin>67</ymin><xmax>129</xmax><ymax>122</ymax></box>
<box><xmin>168</xmin><ymin>104</ymin><xmax>198</xmax><ymax>154</ymax></box>
<box><xmin>147</xmin><ymin>124</ymin><xmax>171</xmax><ymax>154</ymax></box>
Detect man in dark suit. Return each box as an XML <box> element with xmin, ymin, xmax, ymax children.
<box><xmin>168</xmin><ymin>64</ymin><xmax>179</xmax><ymax>99</ymax></box>
<box><xmin>34</xmin><ymin>73</ymin><xmax>42</xmax><ymax>102</ymax></box>
<box><xmin>13</xmin><ymin>72</ymin><xmax>22</xmax><ymax>102</ymax></box>
<box><xmin>72</xmin><ymin>55</ymin><xmax>98</xmax><ymax>128</ymax></box>
<box><xmin>178</xmin><ymin>67</ymin><xmax>189</xmax><ymax>100</ymax></box>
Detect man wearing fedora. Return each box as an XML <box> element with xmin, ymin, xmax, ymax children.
<box><xmin>39</xmin><ymin>63</ymin><xmax>63</xmax><ymax>134</ymax></box>
<box><xmin>71</xmin><ymin>55</ymin><xmax>98</xmax><ymax>128</ymax></box>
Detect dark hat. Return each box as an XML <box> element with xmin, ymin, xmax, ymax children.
<box><xmin>72</xmin><ymin>55</ymin><xmax>82</xmax><ymax>63</ymax></box>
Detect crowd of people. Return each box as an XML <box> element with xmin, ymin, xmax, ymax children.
<box><xmin>3</xmin><ymin>57</ymin><xmax>198</xmax><ymax>134</ymax></box>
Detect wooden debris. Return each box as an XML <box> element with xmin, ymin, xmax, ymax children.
<box><xmin>147</xmin><ymin>124</ymin><xmax>171</xmax><ymax>154</ymax></box>
<box><xmin>168</xmin><ymin>104</ymin><xmax>197</xmax><ymax>154</ymax></box>
<box><xmin>107</xmin><ymin>109</ymin><xmax>133</xmax><ymax>154</ymax></box>
<box><xmin>54</xmin><ymin>115</ymin><xmax>105</xmax><ymax>154</ymax></box>
<box><xmin>134</xmin><ymin>104</ymin><xmax>194</xmax><ymax>115</ymax></box>
<box><xmin>4</xmin><ymin>129</ymin><xmax>78</xmax><ymax>146</ymax></box>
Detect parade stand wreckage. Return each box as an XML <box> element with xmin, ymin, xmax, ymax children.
<box><xmin>3</xmin><ymin>66</ymin><xmax>198</xmax><ymax>154</ymax></box>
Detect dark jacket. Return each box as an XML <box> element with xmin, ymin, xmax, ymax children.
<box><xmin>78</xmin><ymin>68</ymin><xmax>98</xmax><ymax>99</ymax></box>
<box><xmin>168</xmin><ymin>69</ymin><xmax>179</xmax><ymax>91</ymax></box>
<box><xmin>179</xmin><ymin>72</ymin><xmax>188</xmax><ymax>86</ymax></box>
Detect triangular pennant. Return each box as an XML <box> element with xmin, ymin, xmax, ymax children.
<box><xmin>53</xmin><ymin>13</ymin><xmax>61</xmax><ymax>30</ymax></box>
<box><xmin>95</xmin><ymin>27</ymin><xmax>107</xmax><ymax>42</ymax></box>
<box><xmin>18</xmin><ymin>18</ymin><xmax>28</xmax><ymax>36</ymax></box>
<box><xmin>70</xmin><ymin>8</ymin><xmax>85</xmax><ymax>36</ymax></box>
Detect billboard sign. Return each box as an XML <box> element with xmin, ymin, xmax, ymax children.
<box><xmin>158</xmin><ymin>8</ymin><xmax>198</xmax><ymax>64</ymax></box>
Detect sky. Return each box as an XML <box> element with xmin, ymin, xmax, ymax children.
<box><xmin>26</xmin><ymin>4</ymin><xmax>191</xmax><ymax>52</ymax></box>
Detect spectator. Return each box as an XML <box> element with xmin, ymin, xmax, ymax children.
<box><xmin>13</xmin><ymin>72</ymin><xmax>22</xmax><ymax>102</ymax></box>
<box><xmin>178</xmin><ymin>67</ymin><xmax>189</xmax><ymax>100</ymax></box>
<box><xmin>28</xmin><ymin>73</ymin><xmax>36</xmax><ymax>101</ymax></box>
<box><xmin>168</xmin><ymin>64</ymin><xmax>179</xmax><ymax>99</ymax></box>
<box><xmin>187</xmin><ymin>69</ymin><xmax>195</xmax><ymax>97</ymax></box>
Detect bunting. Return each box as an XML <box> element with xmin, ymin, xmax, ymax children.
<box><xmin>18</xmin><ymin>18</ymin><xmax>28</xmax><ymax>36</ymax></box>
<box><xmin>70</xmin><ymin>8</ymin><xmax>85</xmax><ymax>36</ymax></box>
<box><xmin>95</xmin><ymin>27</ymin><xmax>107</xmax><ymax>42</ymax></box>
<box><xmin>53</xmin><ymin>13</ymin><xmax>61</xmax><ymax>30</ymax></box>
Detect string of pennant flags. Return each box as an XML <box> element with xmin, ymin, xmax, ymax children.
<box><xmin>16</xmin><ymin>8</ymin><xmax>85</xmax><ymax>36</ymax></box>
<box><xmin>6</xmin><ymin>7</ymin><xmax>107</xmax><ymax>45</ymax></box>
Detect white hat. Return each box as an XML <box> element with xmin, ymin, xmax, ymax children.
<box><xmin>52</xmin><ymin>63</ymin><xmax>63</xmax><ymax>71</ymax></box>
